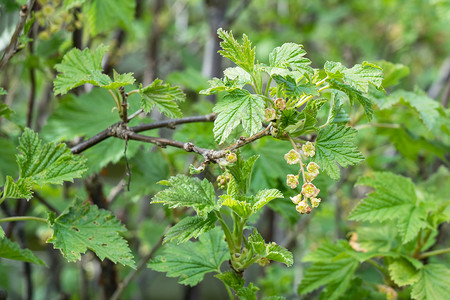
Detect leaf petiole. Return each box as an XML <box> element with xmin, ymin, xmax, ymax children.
<box><xmin>0</xmin><ymin>216</ymin><xmax>47</xmax><ymax>224</ymax></box>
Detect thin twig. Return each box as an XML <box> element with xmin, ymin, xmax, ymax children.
<box><xmin>0</xmin><ymin>0</ymin><xmax>35</xmax><ymax>72</ymax></box>
<box><xmin>110</xmin><ymin>227</ymin><xmax>169</xmax><ymax>300</ymax></box>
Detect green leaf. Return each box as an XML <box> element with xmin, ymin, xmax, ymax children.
<box><xmin>383</xmin><ymin>90</ymin><xmax>440</xmax><ymax>130</ymax></box>
<box><xmin>224</xmin><ymin>67</ymin><xmax>252</xmax><ymax>86</ymax></box>
<box><xmin>303</xmin><ymin>240</ymin><xmax>349</xmax><ymax>263</ymax></box>
<box><xmin>0</xmin><ymin>238</ymin><xmax>46</xmax><ymax>266</ymax></box>
<box><xmin>217</xmin><ymin>28</ymin><xmax>255</xmax><ymax>75</ymax></box>
<box><xmin>248</xmin><ymin>230</ymin><xmax>266</xmax><ymax>255</ymax></box>
<box><xmin>139</xmin><ymin>79</ymin><xmax>185</xmax><ymax>119</ymax></box>
<box><xmin>252</xmin><ymin>189</ymin><xmax>283</xmax><ymax>212</ymax></box>
<box><xmin>101</xmin><ymin>69</ymin><xmax>136</xmax><ymax>89</ymax></box>
<box><xmin>236</xmin><ymin>283</ymin><xmax>259</xmax><ymax>300</ymax></box>
<box><xmin>17</xmin><ymin>128</ymin><xmax>87</xmax><ymax>186</ymax></box>
<box><xmin>350</xmin><ymin>172</ymin><xmax>427</xmax><ymax>243</ymax></box>
<box><xmin>265</xmin><ymin>243</ymin><xmax>293</xmax><ymax>267</ymax></box>
<box><xmin>298</xmin><ymin>257</ymin><xmax>358</xmax><ymax>299</ymax></box>
<box><xmin>378</xmin><ymin>60</ymin><xmax>409</xmax><ymax>87</ymax></box>
<box><xmin>343</xmin><ymin>61</ymin><xmax>383</xmax><ymax>93</ymax></box>
<box><xmin>272</xmin><ymin>75</ymin><xmax>319</xmax><ymax>102</ymax></box>
<box><xmin>0</xmin><ymin>87</ymin><xmax>6</xmax><ymax>95</ymax></box>
<box><xmin>163</xmin><ymin>213</ymin><xmax>218</xmax><ymax>245</ymax></box>
<box><xmin>312</xmin><ymin>125</ymin><xmax>364</xmax><ymax>180</ymax></box>
<box><xmin>327</xmin><ymin>92</ymin><xmax>350</xmax><ymax>124</ymax></box>
<box><xmin>388</xmin><ymin>258</ymin><xmax>420</xmax><ymax>286</ymax></box>
<box><xmin>153</xmin><ymin>175</ymin><xmax>218</xmax><ymax>217</ymax></box>
<box><xmin>269</xmin><ymin>43</ymin><xmax>313</xmax><ymax>75</ymax></box>
<box><xmin>54</xmin><ymin>45</ymin><xmax>110</xmax><ymax>95</ymax></box>
<box><xmin>63</xmin><ymin>0</ymin><xmax>86</xmax><ymax>9</ymax></box>
<box><xmin>219</xmin><ymin>195</ymin><xmax>253</xmax><ymax>218</ymax></box>
<box><xmin>1</xmin><ymin>176</ymin><xmax>33</xmax><ymax>200</ymax></box>
<box><xmin>215</xmin><ymin>270</ymin><xmax>245</xmax><ymax>291</ymax></box>
<box><xmin>47</xmin><ymin>198</ymin><xmax>135</xmax><ymax>268</ymax></box>
<box><xmin>226</xmin><ymin>154</ymin><xmax>259</xmax><ymax>195</ymax></box>
<box><xmin>148</xmin><ymin>228</ymin><xmax>229</xmax><ymax>286</ymax></box>
<box><xmin>329</xmin><ymin>79</ymin><xmax>374</xmax><ymax>120</ymax></box>
<box><xmin>411</xmin><ymin>264</ymin><xmax>450</xmax><ymax>300</ymax></box>
<box><xmin>84</xmin><ymin>0</ymin><xmax>135</xmax><ymax>35</ymax></box>
<box><xmin>0</xmin><ymin>227</ymin><xmax>4</xmax><ymax>239</ymax></box>
<box><xmin>0</xmin><ymin>102</ymin><xmax>13</xmax><ymax>119</ymax></box>
<box><xmin>213</xmin><ymin>89</ymin><xmax>265</xmax><ymax>144</ymax></box>
<box><xmin>200</xmin><ymin>77</ymin><xmax>241</xmax><ymax>95</ymax></box>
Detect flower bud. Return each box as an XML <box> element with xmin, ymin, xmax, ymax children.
<box><xmin>301</xmin><ymin>183</ymin><xmax>320</xmax><ymax>198</ymax></box>
<box><xmin>290</xmin><ymin>194</ymin><xmax>302</xmax><ymax>205</ymax></box>
<box><xmin>226</xmin><ymin>153</ymin><xmax>237</xmax><ymax>164</ymax></box>
<box><xmin>310</xmin><ymin>197</ymin><xmax>321</xmax><ymax>208</ymax></box>
<box><xmin>286</xmin><ymin>174</ymin><xmax>299</xmax><ymax>189</ymax></box>
<box><xmin>257</xmin><ymin>257</ymin><xmax>270</xmax><ymax>267</ymax></box>
<box><xmin>284</xmin><ymin>149</ymin><xmax>300</xmax><ymax>164</ymax></box>
<box><xmin>265</xmin><ymin>108</ymin><xmax>276</xmax><ymax>122</ymax></box>
<box><xmin>274</xmin><ymin>98</ymin><xmax>286</xmax><ymax>110</ymax></box>
<box><xmin>302</xmin><ymin>142</ymin><xmax>315</xmax><ymax>157</ymax></box>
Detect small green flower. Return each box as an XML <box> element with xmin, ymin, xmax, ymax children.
<box><xmin>265</xmin><ymin>108</ymin><xmax>276</xmax><ymax>122</ymax></box>
<box><xmin>302</xmin><ymin>142</ymin><xmax>315</xmax><ymax>157</ymax></box>
<box><xmin>301</xmin><ymin>183</ymin><xmax>320</xmax><ymax>198</ymax></box>
<box><xmin>307</xmin><ymin>162</ymin><xmax>320</xmax><ymax>176</ymax></box>
<box><xmin>290</xmin><ymin>194</ymin><xmax>302</xmax><ymax>205</ymax></box>
<box><xmin>284</xmin><ymin>149</ymin><xmax>300</xmax><ymax>164</ymax></box>
<box><xmin>286</xmin><ymin>174</ymin><xmax>299</xmax><ymax>189</ymax></box>
<box><xmin>226</xmin><ymin>153</ymin><xmax>237</xmax><ymax>163</ymax></box>
<box><xmin>310</xmin><ymin>197</ymin><xmax>321</xmax><ymax>208</ymax></box>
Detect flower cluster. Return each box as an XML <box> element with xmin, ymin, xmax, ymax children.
<box><xmin>284</xmin><ymin>142</ymin><xmax>322</xmax><ymax>214</ymax></box>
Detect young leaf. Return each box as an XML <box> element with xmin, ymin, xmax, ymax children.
<box><xmin>0</xmin><ymin>238</ymin><xmax>46</xmax><ymax>266</ymax></box>
<box><xmin>47</xmin><ymin>198</ymin><xmax>135</xmax><ymax>268</ymax></box>
<box><xmin>17</xmin><ymin>128</ymin><xmax>87</xmax><ymax>186</ymax></box>
<box><xmin>219</xmin><ymin>195</ymin><xmax>253</xmax><ymax>218</ymax></box>
<box><xmin>199</xmin><ymin>77</ymin><xmax>241</xmax><ymax>95</ymax></box>
<box><xmin>226</xmin><ymin>154</ymin><xmax>259</xmax><ymax>195</ymax></box>
<box><xmin>236</xmin><ymin>283</ymin><xmax>259</xmax><ymax>300</ymax></box>
<box><xmin>163</xmin><ymin>213</ymin><xmax>218</xmax><ymax>245</ymax></box>
<box><xmin>265</xmin><ymin>243</ymin><xmax>293</xmax><ymax>267</ymax></box>
<box><xmin>252</xmin><ymin>189</ymin><xmax>283</xmax><ymax>212</ymax></box>
<box><xmin>298</xmin><ymin>257</ymin><xmax>359</xmax><ymax>299</ymax></box>
<box><xmin>269</xmin><ymin>43</ymin><xmax>313</xmax><ymax>75</ymax></box>
<box><xmin>411</xmin><ymin>264</ymin><xmax>450</xmax><ymax>300</ymax></box>
<box><xmin>0</xmin><ymin>102</ymin><xmax>13</xmax><ymax>120</ymax></box>
<box><xmin>54</xmin><ymin>45</ymin><xmax>110</xmax><ymax>95</ymax></box>
<box><xmin>312</xmin><ymin>124</ymin><xmax>364</xmax><ymax>180</ymax></box>
<box><xmin>224</xmin><ymin>67</ymin><xmax>252</xmax><ymax>86</ymax></box>
<box><xmin>152</xmin><ymin>175</ymin><xmax>218</xmax><ymax>217</ymax></box>
<box><xmin>0</xmin><ymin>87</ymin><xmax>6</xmax><ymax>95</ymax></box>
<box><xmin>148</xmin><ymin>228</ymin><xmax>229</xmax><ymax>286</ymax></box>
<box><xmin>388</xmin><ymin>258</ymin><xmax>420</xmax><ymax>286</ymax></box>
<box><xmin>328</xmin><ymin>79</ymin><xmax>374</xmax><ymax>120</ymax></box>
<box><xmin>215</xmin><ymin>270</ymin><xmax>245</xmax><ymax>291</ymax></box>
<box><xmin>272</xmin><ymin>75</ymin><xmax>319</xmax><ymax>102</ymax></box>
<box><xmin>139</xmin><ymin>79</ymin><xmax>185</xmax><ymax>119</ymax></box>
<box><xmin>342</xmin><ymin>61</ymin><xmax>383</xmax><ymax>93</ymax></box>
<box><xmin>101</xmin><ymin>69</ymin><xmax>136</xmax><ymax>89</ymax></box>
<box><xmin>217</xmin><ymin>28</ymin><xmax>255</xmax><ymax>75</ymax></box>
<box><xmin>1</xmin><ymin>176</ymin><xmax>33</xmax><ymax>200</ymax></box>
<box><xmin>349</xmin><ymin>172</ymin><xmax>428</xmax><ymax>244</ymax></box>
<box><xmin>213</xmin><ymin>89</ymin><xmax>265</xmax><ymax>144</ymax></box>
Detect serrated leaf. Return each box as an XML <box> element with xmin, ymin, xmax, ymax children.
<box><xmin>101</xmin><ymin>69</ymin><xmax>136</xmax><ymax>89</ymax></box>
<box><xmin>224</xmin><ymin>67</ymin><xmax>252</xmax><ymax>86</ymax></box>
<box><xmin>139</xmin><ymin>79</ymin><xmax>185</xmax><ymax>119</ymax></box>
<box><xmin>328</xmin><ymin>92</ymin><xmax>350</xmax><ymax>124</ymax></box>
<box><xmin>213</xmin><ymin>89</ymin><xmax>265</xmax><ymax>144</ymax></box>
<box><xmin>236</xmin><ymin>283</ymin><xmax>259</xmax><ymax>300</ymax></box>
<box><xmin>329</xmin><ymin>79</ymin><xmax>374</xmax><ymax>120</ymax></box>
<box><xmin>388</xmin><ymin>258</ymin><xmax>420</xmax><ymax>286</ymax></box>
<box><xmin>265</xmin><ymin>243</ymin><xmax>293</xmax><ymax>267</ymax></box>
<box><xmin>411</xmin><ymin>264</ymin><xmax>450</xmax><ymax>300</ymax></box>
<box><xmin>148</xmin><ymin>228</ymin><xmax>229</xmax><ymax>286</ymax></box>
<box><xmin>200</xmin><ymin>77</ymin><xmax>241</xmax><ymax>95</ymax></box>
<box><xmin>219</xmin><ymin>195</ymin><xmax>253</xmax><ymax>218</ymax></box>
<box><xmin>163</xmin><ymin>213</ymin><xmax>217</xmax><ymax>245</ymax></box>
<box><xmin>84</xmin><ymin>0</ymin><xmax>135</xmax><ymax>35</ymax></box>
<box><xmin>54</xmin><ymin>45</ymin><xmax>110</xmax><ymax>95</ymax></box>
<box><xmin>1</xmin><ymin>176</ymin><xmax>33</xmax><ymax>200</ymax></box>
<box><xmin>324</xmin><ymin>61</ymin><xmax>345</xmax><ymax>79</ymax></box>
<box><xmin>252</xmin><ymin>189</ymin><xmax>283</xmax><ymax>212</ymax></box>
<box><xmin>248</xmin><ymin>230</ymin><xmax>266</xmax><ymax>255</ymax></box>
<box><xmin>0</xmin><ymin>238</ymin><xmax>46</xmax><ymax>266</ymax></box>
<box><xmin>303</xmin><ymin>240</ymin><xmax>350</xmax><ymax>263</ymax></box>
<box><xmin>383</xmin><ymin>90</ymin><xmax>440</xmax><ymax>130</ymax></box>
<box><xmin>298</xmin><ymin>257</ymin><xmax>358</xmax><ymax>299</ymax></box>
<box><xmin>350</xmin><ymin>172</ymin><xmax>427</xmax><ymax>244</ymax></box>
<box><xmin>217</xmin><ymin>28</ymin><xmax>255</xmax><ymax>75</ymax></box>
<box><xmin>269</xmin><ymin>43</ymin><xmax>313</xmax><ymax>75</ymax></box>
<box><xmin>312</xmin><ymin>125</ymin><xmax>364</xmax><ymax>180</ymax></box>
<box><xmin>152</xmin><ymin>175</ymin><xmax>218</xmax><ymax>217</ymax></box>
<box><xmin>47</xmin><ymin>198</ymin><xmax>135</xmax><ymax>268</ymax></box>
<box><xmin>63</xmin><ymin>0</ymin><xmax>86</xmax><ymax>9</ymax></box>
<box><xmin>272</xmin><ymin>75</ymin><xmax>319</xmax><ymax>103</ymax></box>
<box><xmin>343</xmin><ymin>61</ymin><xmax>383</xmax><ymax>93</ymax></box>
<box><xmin>378</xmin><ymin>60</ymin><xmax>409</xmax><ymax>87</ymax></box>
<box><xmin>215</xmin><ymin>270</ymin><xmax>245</xmax><ymax>291</ymax></box>
<box><xmin>17</xmin><ymin>128</ymin><xmax>87</xmax><ymax>186</ymax></box>
<box><xmin>226</xmin><ymin>154</ymin><xmax>259</xmax><ymax>195</ymax></box>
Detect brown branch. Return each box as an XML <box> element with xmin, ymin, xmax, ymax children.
<box><xmin>70</xmin><ymin>113</ymin><xmax>216</xmax><ymax>154</ymax></box>
<box><xmin>0</xmin><ymin>0</ymin><xmax>35</xmax><ymax>72</ymax></box>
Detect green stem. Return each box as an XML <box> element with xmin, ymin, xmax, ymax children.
<box><xmin>127</xmin><ymin>89</ymin><xmax>139</xmax><ymax>96</ymax></box>
<box><xmin>0</xmin><ymin>216</ymin><xmax>47</xmax><ymax>224</ymax></box>
<box><xmin>224</xmin><ymin>284</ymin><xmax>234</xmax><ymax>300</ymax></box>
<box><xmin>215</xmin><ymin>211</ymin><xmax>235</xmax><ymax>252</ymax></box>
<box><xmin>419</xmin><ymin>247</ymin><xmax>450</xmax><ymax>259</ymax></box>
<box><xmin>354</xmin><ymin>123</ymin><xmax>401</xmax><ymax>130</ymax></box>
<box><xmin>317</xmin><ymin>84</ymin><xmax>330</xmax><ymax>93</ymax></box>
<box><xmin>108</xmin><ymin>89</ymin><xmax>121</xmax><ymax>113</ymax></box>
<box><xmin>264</xmin><ymin>77</ymin><xmax>273</xmax><ymax>97</ymax></box>
<box><xmin>315</xmin><ymin>76</ymin><xmax>328</xmax><ymax>87</ymax></box>
<box><xmin>295</xmin><ymin>95</ymin><xmax>313</xmax><ymax>108</ymax></box>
